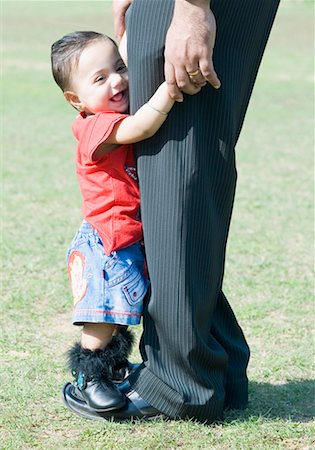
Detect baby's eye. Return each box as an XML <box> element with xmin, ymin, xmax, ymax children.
<box><xmin>116</xmin><ymin>63</ymin><xmax>127</xmax><ymax>73</ymax></box>
<box><xmin>95</xmin><ymin>75</ymin><xmax>107</xmax><ymax>82</ymax></box>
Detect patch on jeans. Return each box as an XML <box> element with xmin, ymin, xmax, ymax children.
<box><xmin>68</xmin><ymin>250</ymin><xmax>88</xmax><ymax>305</ymax></box>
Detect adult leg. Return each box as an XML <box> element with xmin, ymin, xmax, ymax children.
<box><xmin>210</xmin><ymin>290</ymin><xmax>250</xmax><ymax>409</ymax></box>
<box><xmin>127</xmin><ymin>0</ymin><xmax>279</xmax><ymax>422</ymax></box>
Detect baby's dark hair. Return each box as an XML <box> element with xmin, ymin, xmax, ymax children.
<box><xmin>51</xmin><ymin>31</ymin><xmax>117</xmax><ymax>92</ymax></box>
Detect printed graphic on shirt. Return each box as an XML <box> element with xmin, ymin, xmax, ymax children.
<box><xmin>68</xmin><ymin>250</ymin><xmax>88</xmax><ymax>305</ymax></box>
<box><xmin>125</xmin><ymin>165</ymin><xmax>138</xmax><ymax>181</ymax></box>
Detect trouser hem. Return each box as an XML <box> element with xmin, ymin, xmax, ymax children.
<box><xmin>129</xmin><ymin>366</ymin><xmax>186</xmax><ymax>418</ymax></box>
<box><xmin>225</xmin><ymin>378</ymin><xmax>249</xmax><ymax>409</ymax></box>
<box><xmin>129</xmin><ymin>366</ymin><xmax>225</xmax><ymax>422</ymax></box>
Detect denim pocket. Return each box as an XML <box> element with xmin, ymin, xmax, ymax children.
<box><xmin>121</xmin><ymin>269</ymin><xmax>148</xmax><ymax>306</ymax></box>
<box><xmin>105</xmin><ymin>260</ymin><xmax>135</xmax><ymax>287</ymax></box>
<box><xmin>104</xmin><ymin>260</ymin><xmax>148</xmax><ymax>308</ymax></box>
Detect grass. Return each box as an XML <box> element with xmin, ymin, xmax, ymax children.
<box><xmin>1</xmin><ymin>1</ymin><xmax>314</xmax><ymax>449</ymax></box>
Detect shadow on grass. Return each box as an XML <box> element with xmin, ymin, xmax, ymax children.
<box><xmin>225</xmin><ymin>379</ymin><xmax>315</xmax><ymax>423</ymax></box>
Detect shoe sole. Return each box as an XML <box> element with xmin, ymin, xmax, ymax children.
<box><xmin>62</xmin><ymin>382</ymin><xmax>164</xmax><ymax>422</ymax></box>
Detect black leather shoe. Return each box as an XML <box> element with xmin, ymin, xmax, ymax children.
<box><xmin>77</xmin><ymin>377</ymin><xmax>126</xmax><ymax>412</ymax></box>
<box><xmin>62</xmin><ymin>382</ymin><xmax>163</xmax><ymax>421</ymax></box>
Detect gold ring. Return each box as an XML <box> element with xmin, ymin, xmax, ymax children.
<box><xmin>188</xmin><ymin>69</ymin><xmax>200</xmax><ymax>77</ymax></box>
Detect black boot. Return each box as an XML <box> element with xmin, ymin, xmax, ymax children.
<box><xmin>67</xmin><ymin>330</ymin><xmax>134</xmax><ymax>412</ymax></box>
<box><xmin>111</xmin><ymin>328</ymin><xmax>137</xmax><ymax>383</ymax></box>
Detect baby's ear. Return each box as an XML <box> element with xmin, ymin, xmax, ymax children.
<box><xmin>64</xmin><ymin>91</ymin><xmax>83</xmax><ymax>111</ymax></box>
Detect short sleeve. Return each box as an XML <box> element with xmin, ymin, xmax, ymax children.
<box><xmin>73</xmin><ymin>111</ymin><xmax>128</xmax><ymax>161</ymax></box>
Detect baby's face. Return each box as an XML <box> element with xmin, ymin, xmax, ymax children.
<box><xmin>70</xmin><ymin>39</ymin><xmax>129</xmax><ymax>115</ymax></box>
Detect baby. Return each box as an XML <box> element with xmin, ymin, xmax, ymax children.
<box><xmin>51</xmin><ymin>31</ymin><xmax>176</xmax><ymax>413</ymax></box>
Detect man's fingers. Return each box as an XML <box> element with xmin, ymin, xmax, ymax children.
<box><xmin>199</xmin><ymin>58</ymin><xmax>221</xmax><ymax>89</ymax></box>
<box><xmin>165</xmin><ymin>61</ymin><xmax>184</xmax><ymax>102</ymax></box>
<box><xmin>186</xmin><ymin>66</ymin><xmax>206</xmax><ymax>86</ymax></box>
<box><xmin>165</xmin><ymin>61</ymin><xmax>204</xmax><ymax>99</ymax></box>
<box><xmin>174</xmin><ymin>65</ymin><xmax>192</xmax><ymax>90</ymax></box>
<box><xmin>174</xmin><ymin>66</ymin><xmax>204</xmax><ymax>95</ymax></box>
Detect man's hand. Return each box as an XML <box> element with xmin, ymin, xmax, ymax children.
<box><xmin>164</xmin><ymin>0</ymin><xmax>221</xmax><ymax>101</ymax></box>
<box><xmin>112</xmin><ymin>0</ymin><xmax>132</xmax><ymax>41</ymax></box>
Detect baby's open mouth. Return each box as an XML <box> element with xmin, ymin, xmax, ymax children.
<box><xmin>110</xmin><ymin>91</ymin><xmax>125</xmax><ymax>102</ymax></box>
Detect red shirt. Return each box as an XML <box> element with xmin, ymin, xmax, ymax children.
<box><xmin>72</xmin><ymin>111</ymin><xmax>142</xmax><ymax>256</ymax></box>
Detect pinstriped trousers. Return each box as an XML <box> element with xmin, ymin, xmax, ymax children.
<box><xmin>126</xmin><ymin>0</ymin><xmax>280</xmax><ymax>423</ymax></box>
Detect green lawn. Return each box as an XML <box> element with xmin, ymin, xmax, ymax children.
<box><xmin>1</xmin><ymin>1</ymin><xmax>314</xmax><ymax>449</ymax></box>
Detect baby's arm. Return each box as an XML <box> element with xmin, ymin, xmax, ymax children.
<box><xmin>105</xmin><ymin>82</ymin><xmax>176</xmax><ymax>145</ymax></box>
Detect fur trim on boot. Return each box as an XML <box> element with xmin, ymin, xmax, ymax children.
<box><xmin>111</xmin><ymin>328</ymin><xmax>134</xmax><ymax>372</ymax></box>
<box><xmin>67</xmin><ymin>329</ymin><xmax>134</xmax><ymax>380</ymax></box>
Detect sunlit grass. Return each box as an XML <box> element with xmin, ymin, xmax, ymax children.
<box><xmin>1</xmin><ymin>1</ymin><xmax>314</xmax><ymax>449</ymax></box>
